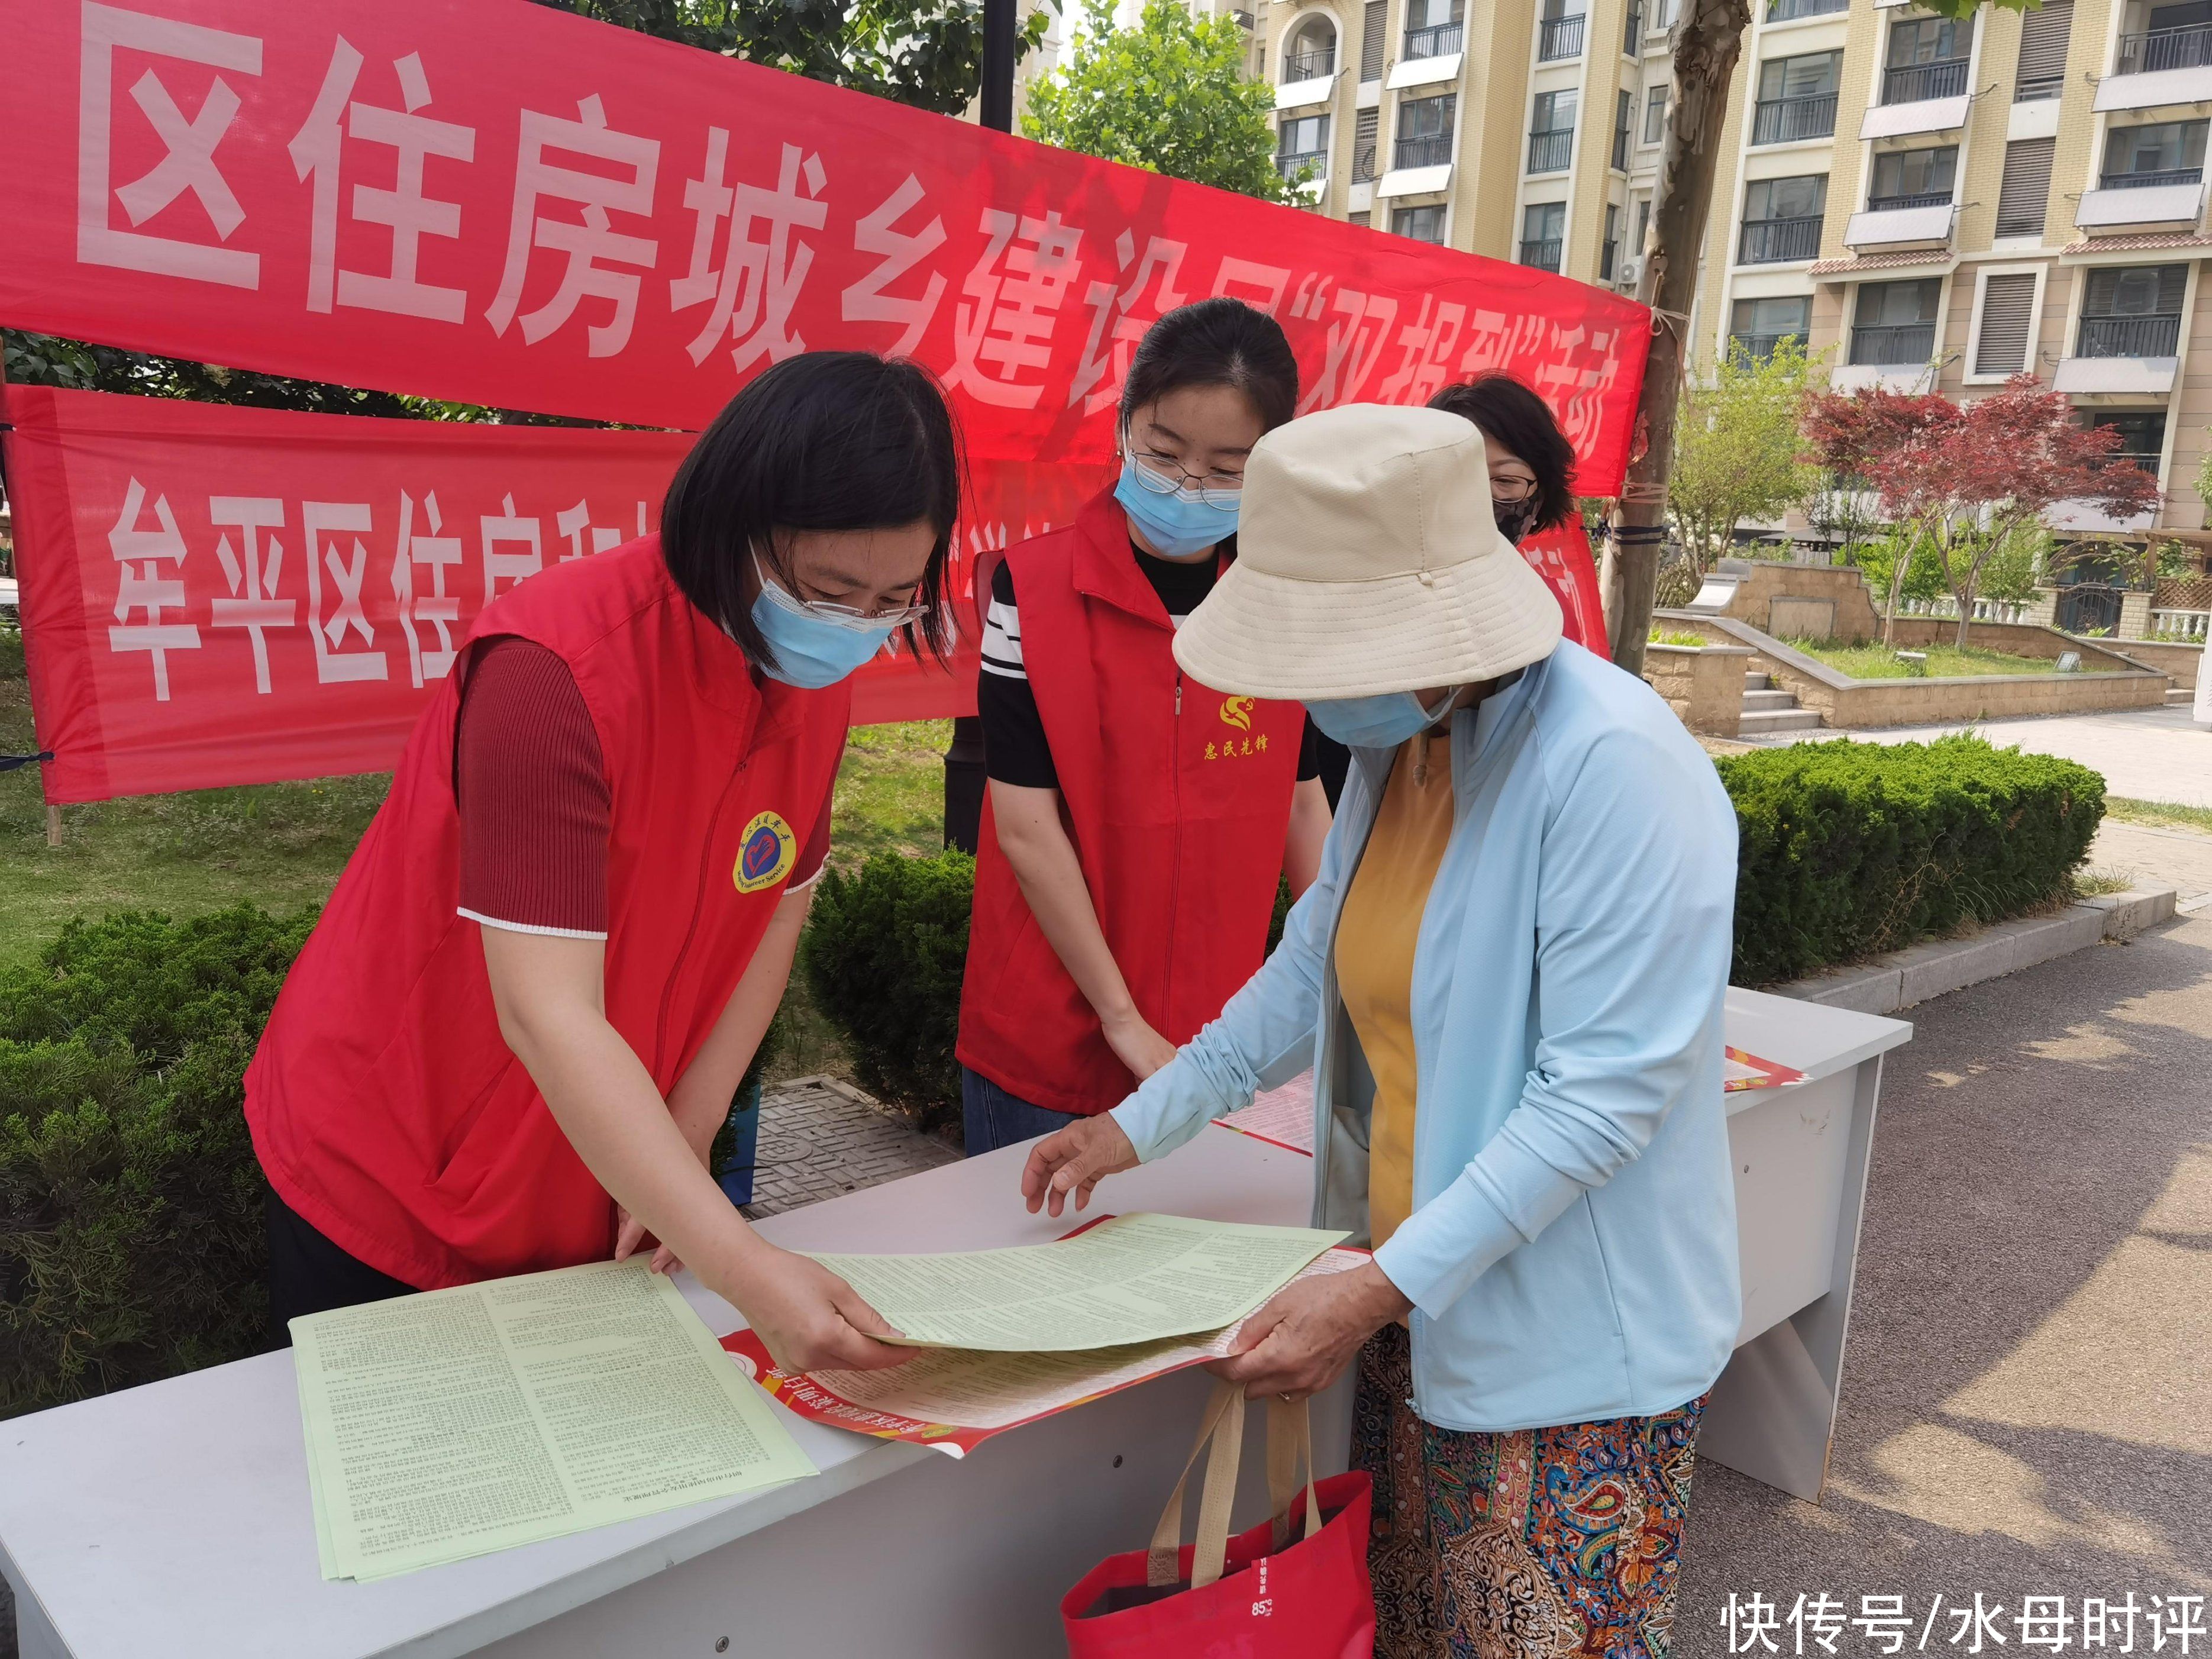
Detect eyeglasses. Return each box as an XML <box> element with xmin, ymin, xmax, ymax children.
<box><xmin>753</xmin><ymin>547</ymin><xmax>929</xmax><ymax>628</ymax></box>
<box><xmin>1126</xmin><ymin>444</ymin><xmax>1244</xmax><ymax>512</ymax></box>
<box><xmin>1489</xmin><ymin>475</ymin><xmax>1540</xmax><ymax>504</ymax></box>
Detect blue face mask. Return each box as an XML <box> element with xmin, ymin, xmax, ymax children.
<box><xmin>1306</xmin><ymin>689</ymin><xmax>1455</xmax><ymax>750</ymax></box>
<box><xmin>748</xmin><ymin>556</ymin><xmax>900</xmax><ymax>689</ymax></box>
<box><xmin>1113</xmin><ymin>453</ymin><xmax>1239</xmax><ymax>560</ymax></box>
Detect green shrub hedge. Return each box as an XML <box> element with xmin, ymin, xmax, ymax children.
<box><xmin>1718</xmin><ymin>735</ymin><xmax>2103</xmax><ymax>986</ymax></box>
<box><xmin>799</xmin><ymin>850</ymin><xmax>973</xmax><ymax>1134</ymax></box>
<box><xmin>0</xmin><ymin>905</ymin><xmax>314</xmax><ymax>1418</ymax></box>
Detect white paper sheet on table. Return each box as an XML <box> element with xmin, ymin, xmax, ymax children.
<box><xmin>805</xmin><ymin>1211</ymin><xmax>1346</xmax><ymax>1351</ymax></box>
<box><xmin>1212</xmin><ymin>1071</ymin><xmax>1316</xmax><ymax>1156</ymax></box>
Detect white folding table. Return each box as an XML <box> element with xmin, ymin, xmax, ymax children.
<box><xmin>0</xmin><ymin>987</ymin><xmax>1907</xmax><ymax>1658</ymax></box>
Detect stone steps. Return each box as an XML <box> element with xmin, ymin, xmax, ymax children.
<box><xmin>1740</xmin><ymin>667</ymin><xmax>1823</xmax><ymax>734</ymax></box>
<box><xmin>1739</xmin><ymin>706</ymin><xmax>1828</xmax><ymax>734</ymax></box>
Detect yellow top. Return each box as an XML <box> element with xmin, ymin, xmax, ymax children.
<box><xmin>1332</xmin><ymin>729</ymin><xmax>1456</xmax><ymax>1251</ymax></box>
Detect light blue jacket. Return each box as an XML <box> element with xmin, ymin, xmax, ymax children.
<box><xmin>1112</xmin><ymin>642</ymin><xmax>1743</xmax><ymax>1432</ymax></box>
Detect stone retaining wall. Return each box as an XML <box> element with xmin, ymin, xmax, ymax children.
<box><xmin>1642</xmin><ymin>644</ymin><xmax>1753</xmax><ymax>737</ymax></box>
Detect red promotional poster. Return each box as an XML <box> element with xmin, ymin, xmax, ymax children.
<box><xmin>5</xmin><ymin>384</ymin><xmax>1096</xmax><ymax>802</ymax></box>
<box><xmin>0</xmin><ymin>0</ymin><xmax>1648</xmax><ymax>477</ymax></box>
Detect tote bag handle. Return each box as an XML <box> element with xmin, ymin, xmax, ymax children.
<box><xmin>1146</xmin><ymin>1382</ymin><xmax>1327</xmax><ymax>1590</ymax></box>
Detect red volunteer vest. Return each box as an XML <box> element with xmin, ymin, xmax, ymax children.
<box><xmin>246</xmin><ymin>540</ymin><xmax>850</xmax><ymax>1290</ymax></box>
<box><xmin>956</xmin><ymin>490</ymin><xmax>1304</xmax><ymax>1116</ymax></box>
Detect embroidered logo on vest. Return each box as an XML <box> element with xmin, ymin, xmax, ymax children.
<box><xmin>1219</xmin><ymin>695</ymin><xmax>1255</xmax><ymax>732</ymax></box>
<box><xmin>734</xmin><ymin>811</ymin><xmax>796</xmax><ymax>893</ymax></box>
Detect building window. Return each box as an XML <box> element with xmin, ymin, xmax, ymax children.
<box><xmin>1729</xmin><ymin>293</ymin><xmax>1812</xmax><ymax>360</ymax></box>
<box><xmin>1601</xmin><ymin>204</ymin><xmax>1620</xmax><ymax>280</ymax></box>
<box><xmin>1396</xmin><ymin>93</ymin><xmax>1457</xmax><ymax>169</ymax></box>
<box><xmin>2101</xmin><ymin>120</ymin><xmax>2210</xmax><ymax>188</ymax></box>
<box><xmin>1623</xmin><ymin>2</ymin><xmax>1641</xmax><ymax>55</ymax></box>
<box><xmin>1277</xmin><ymin>112</ymin><xmax>1331</xmax><ymax>180</ymax></box>
<box><xmin>1520</xmin><ymin>202</ymin><xmax>1567</xmax><ymax>269</ymax></box>
<box><xmin>1404</xmin><ymin>0</ymin><xmax>1465</xmax><ymax>60</ymax></box>
<box><xmin>1995</xmin><ymin>137</ymin><xmax>2055</xmax><ymax>237</ymax></box>
<box><xmin>1865</xmin><ymin>146</ymin><xmax>1958</xmax><ymax>211</ymax></box>
<box><xmin>1739</xmin><ymin>173</ymin><xmax>1826</xmax><ymax>262</ymax></box>
<box><xmin>1849</xmin><ymin>277</ymin><xmax>1942</xmax><ymax>366</ymax></box>
<box><xmin>1766</xmin><ymin>0</ymin><xmax>1846</xmax><ymax>20</ymax></box>
<box><xmin>1350</xmin><ymin>210</ymin><xmax>1372</xmax><ymax>227</ymax></box>
<box><xmin>1281</xmin><ymin>16</ymin><xmax>1336</xmax><ymax>80</ymax></box>
<box><xmin>1752</xmin><ymin>51</ymin><xmax>1842</xmax><ymax>144</ymax></box>
<box><xmin>1361</xmin><ymin>0</ymin><xmax>1388</xmax><ymax>80</ymax></box>
<box><xmin>1393</xmin><ymin>204</ymin><xmax>1447</xmax><ymax>243</ymax></box>
<box><xmin>1538</xmin><ymin>0</ymin><xmax>1587</xmax><ymax>60</ymax></box>
<box><xmin>1613</xmin><ymin>89</ymin><xmax>1633</xmax><ymax>169</ymax></box>
<box><xmin>2015</xmin><ymin>0</ymin><xmax>2072</xmax><ymax>98</ymax></box>
<box><xmin>1528</xmin><ymin>89</ymin><xmax>1578</xmax><ymax>172</ymax></box>
<box><xmin>1971</xmin><ymin>271</ymin><xmax>2037</xmax><ymax>375</ymax></box>
<box><xmin>1882</xmin><ymin>15</ymin><xmax>1972</xmax><ymax>105</ymax></box>
<box><xmin>1351</xmin><ymin>107</ymin><xmax>1381</xmax><ymax>183</ymax></box>
<box><xmin>1635</xmin><ymin>196</ymin><xmax>1653</xmax><ymax>255</ymax></box>
<box><xmin>2117</xmin><ymin>0</ymin><xmax>2212</xmax><ymax>75</ymax></box>
<box><xmin>2087</xmin><ymin>410</ymin><xmax>2167</xmax><ymax>475</ymax></box>
<box><xmin>1643</xmin><ymin>84</ymin><xmax>1670</xmax><ymax>144</ymax></box>
<box><xmin>2078</xmin><ymin>264</ymin><xmax>2188</xmax><ymax>358</ymax></box>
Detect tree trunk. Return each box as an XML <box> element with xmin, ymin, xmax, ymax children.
<box><xmin>1882</xmin><ymin>544</ymin><xmax>1909</xmax><ymax>648</ymax></box>
<box><xmin>1608</xmin><ymin>0</ymin><xmax>1753</xmax><ymax>677</ymax></box>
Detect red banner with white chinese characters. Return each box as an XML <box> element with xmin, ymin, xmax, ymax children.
<box><xmin>0</xmin><ymin>0</ymin><xmax>1648</xmax><ymax>481</ymax></box>
<box><xmin>5</xmin><ymin>385</ymin><xmax>1097</xmax><ymax>802</ymax></box>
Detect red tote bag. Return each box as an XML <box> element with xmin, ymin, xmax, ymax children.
<box><xmin>1062</xmin><ymin>1380</ymin><xmax>1375</xmax><ymax>1658</ymax></box>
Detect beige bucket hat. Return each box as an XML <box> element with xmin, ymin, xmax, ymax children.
<box><xmin>1171</xmin><ymin>403</ymin><xmax>1565</xmax><ymax>700</ymax></box>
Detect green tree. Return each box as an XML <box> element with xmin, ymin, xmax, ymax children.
<box><xmin>546</xmin><ymin>0</ymin><xmax>1050</xmax><ymax>117</ymax></box>
<box><xmin>3</xmin><ymin>331</ymin><xmax>424</xmax><ymax>419</ymax></box>
<box><xmin>1023</xmin><ymin>0</ymin><xmax>1301</xmax><ymax>203</ymax></box>
<box><xmin>1667</xmin><ymin>337</ymin><xmax>1822</xmax><ymax>582</ymax></box>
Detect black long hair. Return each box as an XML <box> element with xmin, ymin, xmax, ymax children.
<box><xmin>1119</xmin><ymin>297</ymin><xmax>1300</xmax><ymax>436</ymax></box>
<box><xmin>661</xmin><ymin>352</ymin><xmax>961</xmax><ymax>672</ymax></box>
<box><xmin>1427</xmin><ymin>373</ymin><xmax>1578</xmax><ymax>535</ymax></box>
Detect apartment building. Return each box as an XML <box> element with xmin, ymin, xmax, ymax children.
<box><xmin>1258</xmin><ymin>0</ymin><xmax>2212</xmax><ymax>532</ymax></box>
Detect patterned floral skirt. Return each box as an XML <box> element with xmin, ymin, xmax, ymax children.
<box><xmin>1351</xmin><ymin>1324</ymin><xmax>1707</xmax><ymax>1659</ymax></box>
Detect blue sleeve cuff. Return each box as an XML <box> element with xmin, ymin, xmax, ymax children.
<box><xmin>1371</xmin><ymin>1128</ymin><xmax>1585</xmax><ymax>1316</ymax></box>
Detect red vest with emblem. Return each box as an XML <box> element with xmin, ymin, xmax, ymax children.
<box><xmin>956</xmin><ymin>490</ymin><xmax>1304</xmax><ymax>1116</ymax></box>
<box><xmin>245</xmin><ymin>539</ymin><xmax>848</xmax><ymax>1290</ymax></box>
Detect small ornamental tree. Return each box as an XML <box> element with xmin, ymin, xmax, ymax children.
<box><xmin>1668</xmin><ymin>337</ymin><xmax>1823</xmax><ymax>581</ymax></box>
<box><xmin>1023</xmin><ymin>0</ymin><xmax>1302</xmax><ymax>204</ymax></box>
<box><xmin>1803</xmin><ymin>376</ymin><xmax>2159</xmax><ymax>647</ymax></box>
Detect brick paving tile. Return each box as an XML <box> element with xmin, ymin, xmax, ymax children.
<box><xmin>739</xmin><ymin>1075</ymin><xmax>959</xmax><ymax>1221</ymax></box>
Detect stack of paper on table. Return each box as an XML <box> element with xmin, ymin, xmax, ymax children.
<box><xmin>728</xmin><ymin>1244</ymin><xmax>1370</xmax><ymax>1456</ymax></box>
<box><xmin>291</xmin><ymin>1258</ymin><xmax>815</xmax><ymax>1583</ymax></box>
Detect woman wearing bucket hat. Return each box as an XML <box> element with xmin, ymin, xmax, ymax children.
<box><xmin>954</xmin><ymin>298</ymin><xmax>1335</xmax><ymax>1156</ymax></box>
<box><xmin>1021</xmin><ymin>404</ymin><xmax>1741</xmax><ymax>1656</ymax></box>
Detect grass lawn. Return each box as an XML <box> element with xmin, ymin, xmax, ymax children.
<box><xmin>2106</xmin><ymin>796</ymin><xmax>2212</xmax><ymax>836</ymax></box>
<box><xmin>1</xmin><ymin>622</ymin><xmax>952</xmax><ymax>1082</ymax></box>
<box><xmin>1784</xmin><ymin>638</ymin><xmax>2060</xmax><ymax>680</ymax></box>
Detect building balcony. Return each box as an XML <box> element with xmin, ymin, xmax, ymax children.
<box><xmin>1751</xmin><ymin>93</ymin><xmax>1838</xmax><ymax>146</ymax></box>
<box><xmin>2046</xmin><ymin>497</ymin><xmax>2159</xmax><ymax>533</ymax></box>
<box><xmin>1729</xmin><ymin>330</ymin><xmax>1805</xmax><ymax>360</ymax></box>
<box><xmin>1882</xmin><ymin>59</ymin><xmax>1968</xmax><ymax>105</ymax></box>
<box><xmin>1538</xmin><ymin>12</ymin><xmax>1585</xmax><ymax>59</ymax></box>
<box><xmin>1848</xmin><ymin>321</ymin><xmax>1936</xmax><ymax>367</ymax></box>
<box><xmin>1404</xmin><ymin>20</ymin><xmax>1464</xmax><ymax>58</ymax></box>
<box><xmin>1526</xmin><ymin>127</ymin><xmax>1574</xmax><ymax>172</ymax></box>
<box><xmin>1275</xmin><ymin>148</ymin><xmax>1329</xmax><ymax>182</ymax></box>
<box><xmin>1396</xmin><ymin>133</ymin><xmax>1455</xmax><ymax>169</ymax></box>
<box><xmin>2117</xmin><ymin>20</ymin><xmax>2212</xmax><ymax>73</ymax></box>
<box><xmin>2053</xmin><ymin>313</ymin><xmax>2182</xmax><ymax>393</ymax></box>
<box><xmin>1767</xmin><ymin>0</ymin><xmax>1848</xmax><ymax>18</ymax></box>
<box><xmin>1282</xmin><ymin>47</ymin><xmax>1335</xmax><ymax>80</ymax></box>
<box><xmin>1738</xmin><ymin>215</ymin><xmax>1824</xmax><ymax>263</ymax></box>
<box><xmin>2075</xmin><ymin>170</ymin><xmax>2205</xmax><ymax>231</ymax></box>
<box><xmin>1520</xmin><ymin>237</ymin><xmax>1564</xmax><ymax>270</ymax></box>
<box><xmin>1843</xmin><ymin>201</ymin><xmax>1955</xmax><ymax>248</ymax></box>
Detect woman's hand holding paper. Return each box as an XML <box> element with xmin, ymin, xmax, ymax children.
<box><xmin>1206</xmin><ymin>1261</ymin><xmax>1413</xmax><ymax>1402</ymax></box>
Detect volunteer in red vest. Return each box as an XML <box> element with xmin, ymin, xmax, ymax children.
<box><xmin>955</xmin><ymin>298</ymin><xmax>1333</xmax><ymax>1156</ymax></box>
<box><xmin>247</xmin><ymin>352</ymin><xmax>954</xmax><ymax>1376</ymax></box>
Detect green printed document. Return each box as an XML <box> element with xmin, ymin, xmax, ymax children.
<box><xmin>808</xmin><ymin>1212</ymin><xmax>1349</xmax><ymax>1351</ymax></box>
<box><xmin>292</xmin><ymin>1258</ymin><xmax>815</xmax><ymax>1582</ymax></box>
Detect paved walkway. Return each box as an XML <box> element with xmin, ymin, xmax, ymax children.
<box><xmin>740</xmin><ymin>1073</ymin><xmax>959</xmax><ymax>1218</ymax></box>
<box><xmin>2091</xmin><ymin>820</ymin><xmax>2212</xmax><ymax>911</ymax></box>
<box><xmin>1762</xmin><ymin>703</ymin><xmax>2212</xmax><ymax>808</ymax></box>
<box><xmin>1680</xmin><ymin>909</ymin><xmax>2212</xmax><ymax>1645</ymax></box>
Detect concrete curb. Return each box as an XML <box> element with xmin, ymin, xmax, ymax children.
<box><xmin>1773</xmin><ymin>889</ymin><xmax>2180</xmax><ymax>1015</ymax></box>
